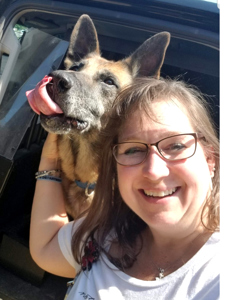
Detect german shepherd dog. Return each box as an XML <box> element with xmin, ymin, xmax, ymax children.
<box><xmin>39</xmin><ymin>15</ymin><xmax>170</xmax><ymax>219</ymax></box>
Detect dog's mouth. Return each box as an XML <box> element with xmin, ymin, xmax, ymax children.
<box><xmin>41</xmin><ymin>113</ymin><xmax>88</xmax><ymax>132</ymax></box>
<box><xmin>43</xmin><ymin>81</ymin><xmax>88</xmax><ymax>132</ymax></box>
<box><xmin>65</xmin><ymin>116</ymin><xmax>88</xmax><ymax>130</ymax></box>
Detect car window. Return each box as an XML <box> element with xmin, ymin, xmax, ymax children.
<box><xmin>0</xmin><ymin>14</ymin><xmax>69</xmax><ymax>160</ymax></box>
<box><xmin>1</xmin><ymin>26</ymin><xmax>63</xmax><ymax>106</ymax></box>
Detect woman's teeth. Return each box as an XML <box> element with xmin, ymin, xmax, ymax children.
<box><xmin>144</xmin><ymin>188</ymin><xmax>177</xmax><ymax>197</ymax></box>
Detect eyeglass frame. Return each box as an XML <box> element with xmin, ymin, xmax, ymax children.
<box><xmin>112</xmin><ymin>132</ymin><xmax>204</xmax><ymax>166</ymax></box>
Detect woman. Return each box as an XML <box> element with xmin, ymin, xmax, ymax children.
<box><xmin>30</xmin><ymin>77</ymin><xmax>219</xmax><ymax>299</ymax></box>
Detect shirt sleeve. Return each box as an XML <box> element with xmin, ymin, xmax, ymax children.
<box><xmin>58</xmin><ymin>219</ymin><xmax>84</xmax><ymax>272</ymax></box>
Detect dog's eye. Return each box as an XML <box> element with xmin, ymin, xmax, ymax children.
<box><xmin>103</xmin><ymin>77</ymin><xmax>115</xmax><ymax>86</ymax></box>
<box><xmin>69</xmin><ymin>63</ymin><xmax>84</xmax><ymax>72</ymax></box>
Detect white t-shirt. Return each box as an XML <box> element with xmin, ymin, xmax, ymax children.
<box><xmin>58</xmin><ymin>220</ymin><xmax>219</xmax><ymax>300</ymax></box>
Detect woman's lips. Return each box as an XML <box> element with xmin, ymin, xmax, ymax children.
<box><xmin>143</xmin><ymin>187</ymin><xmax>178</xmax><ymax>198</ymax></box>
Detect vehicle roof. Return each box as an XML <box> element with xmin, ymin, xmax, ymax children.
<box><xmin>1</xmin><ymin>0</ymin><xmax>219</xmax><ymax>32</ymax></box>
<box><xmin>52</xmin><ymin>0</ymin><xmax>219</xmax><ymax>32</ymax></box>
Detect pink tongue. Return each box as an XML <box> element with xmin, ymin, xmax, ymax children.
<box><xmin>26</xmin><ymin>75</ymin><xmax>63</xmax><ymax>115</ymax></box>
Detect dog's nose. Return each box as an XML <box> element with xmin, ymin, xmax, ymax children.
<box><xmin>50</xmin><ymin>72</ymin><xmax>74</xmax><ymax>93</ymax></box>
<box><xmin>57</xmin><ymin>75</ymin><xmax>73</xmax><ymax>93</ymax></box>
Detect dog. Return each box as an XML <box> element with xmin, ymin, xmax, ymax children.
<box><xmin>38</xmin><ymin>14</ymin><xmax>170</xmax><ymax>219</ymax></box>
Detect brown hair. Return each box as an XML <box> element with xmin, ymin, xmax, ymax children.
<box><xmin>72</xmin><ymin>77</ymin><xmax>220</xmax><ymax>269</ymax></box>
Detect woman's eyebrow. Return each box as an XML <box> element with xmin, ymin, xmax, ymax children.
<box><xmin>119</xmin><ymin>131</ymin><xmax>186</xmax><ymax>142</ymax></box>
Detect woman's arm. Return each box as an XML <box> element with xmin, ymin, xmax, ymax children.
<box><xmin>29</xmin><ymin>133</ymin><xmax>76</xmax><ymax>278</ymax></box>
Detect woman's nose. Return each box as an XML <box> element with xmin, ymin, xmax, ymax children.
<box><xmin>142</xmin><ymin>147</ymin><xmax>170</xmax><ymax>180</ymax></box>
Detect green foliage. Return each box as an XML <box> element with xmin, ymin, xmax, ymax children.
<box><xmin>13</xmin><ymin>24</ymin><xmax>28</xmax><ymax>39</ymax></box>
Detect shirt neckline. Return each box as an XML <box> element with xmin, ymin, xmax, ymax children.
<box><xmin>101</xmin><ymin>231</ymin><xmax>219</xmax><ymax>287</ymax></box>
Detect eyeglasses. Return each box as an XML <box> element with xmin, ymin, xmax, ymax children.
<box><xmin>113</xmin><ymin>133</ymin><xmax>203</xmax><ymax>166</ymax></box>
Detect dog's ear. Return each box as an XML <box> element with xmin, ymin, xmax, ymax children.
<box><xmin>124</xmin><ymin>32</ymin><xmax>170</xmax><ymax>78</ymax></box>
<box><xmin>64</xmin><ymin>15</ymin><xmax>100</xmax><ymax>68</ymax></box>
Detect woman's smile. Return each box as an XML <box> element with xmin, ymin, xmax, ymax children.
<box><xmin>139</xmin><ymin>186</ymin><xmax>180</xmax><ymax>206</ymax></box>
<box><xmin>143</xmin><ymin>187</ymin><xmax>177</xmax><ymax>198</ymax></box>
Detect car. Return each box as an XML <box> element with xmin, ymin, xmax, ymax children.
<box><xmin>0</xmin><ymin>0</ymin><xmax>219</xmax><ymax>298</ymax></box>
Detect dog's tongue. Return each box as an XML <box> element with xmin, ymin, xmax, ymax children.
<box><xmin>26</xmin><ymin>75</ymin><xmax>63</xmax><ymax>115</ymax></box>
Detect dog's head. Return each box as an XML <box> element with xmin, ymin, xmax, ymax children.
<box><xmin>40</xmin><ymin>15</ymin><xmax>170</xmax><ymax>135</ymax></box>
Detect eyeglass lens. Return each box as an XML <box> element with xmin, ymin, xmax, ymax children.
<box><xmin>113</xmin><ymin>134</ymin><xmax>197</xmax><ymax>166</ymax></box>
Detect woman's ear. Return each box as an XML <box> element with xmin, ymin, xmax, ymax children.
<box><xmin>206</xmin><ymin>147</ymin><xmax>216</xmax><ymax>178</ymax></box>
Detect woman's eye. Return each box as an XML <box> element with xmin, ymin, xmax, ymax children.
<box><xmin>165</xmin><ymin>143</ymin><xmax>186</xmax><ymax>152</ymax></box>
<box><xmin>124</xmin><ymin>147</ymin><xmax>145</xmax><ymax>155</ymax></box>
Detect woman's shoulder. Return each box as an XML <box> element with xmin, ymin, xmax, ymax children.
<box><xmin>210</xmin><ymin>231</ymin><xmax>220</xmax><ymax>241</ymax></box>
<box><xmin>58</xmin><ymin>218</ymin><xmax>86</xmax><ymax>270</ymax></box>
<box><xmin>59</xmin><ymin>217</ymin><xmax>85</xmax><ymax>234</ymax></box>
<box><xmin>206</xmin><ymin>231</ymin><xmax>220</xmax><ymax>248</ymax></box>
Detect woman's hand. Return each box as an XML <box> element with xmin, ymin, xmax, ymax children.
<box><xmin>42</xmin><ymin>133</ymin><xmax>59</xmax><ymax>160</ymax></box>
<box><xmin>39</xmin><ymin>133</ymin><xmax>60</xmax><ymax>171</ymax></box>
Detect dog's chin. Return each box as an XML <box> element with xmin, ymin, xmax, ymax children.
<box><xmin>40</xmin><ymin>113</ymin><xmax>88</xmax><ymax>134</ymax></box>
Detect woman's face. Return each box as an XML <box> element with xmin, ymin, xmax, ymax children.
<box><xmin>116</xmin><ymin>99</ymin><xmax>215</xmax><ymax>234</ymax></box>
